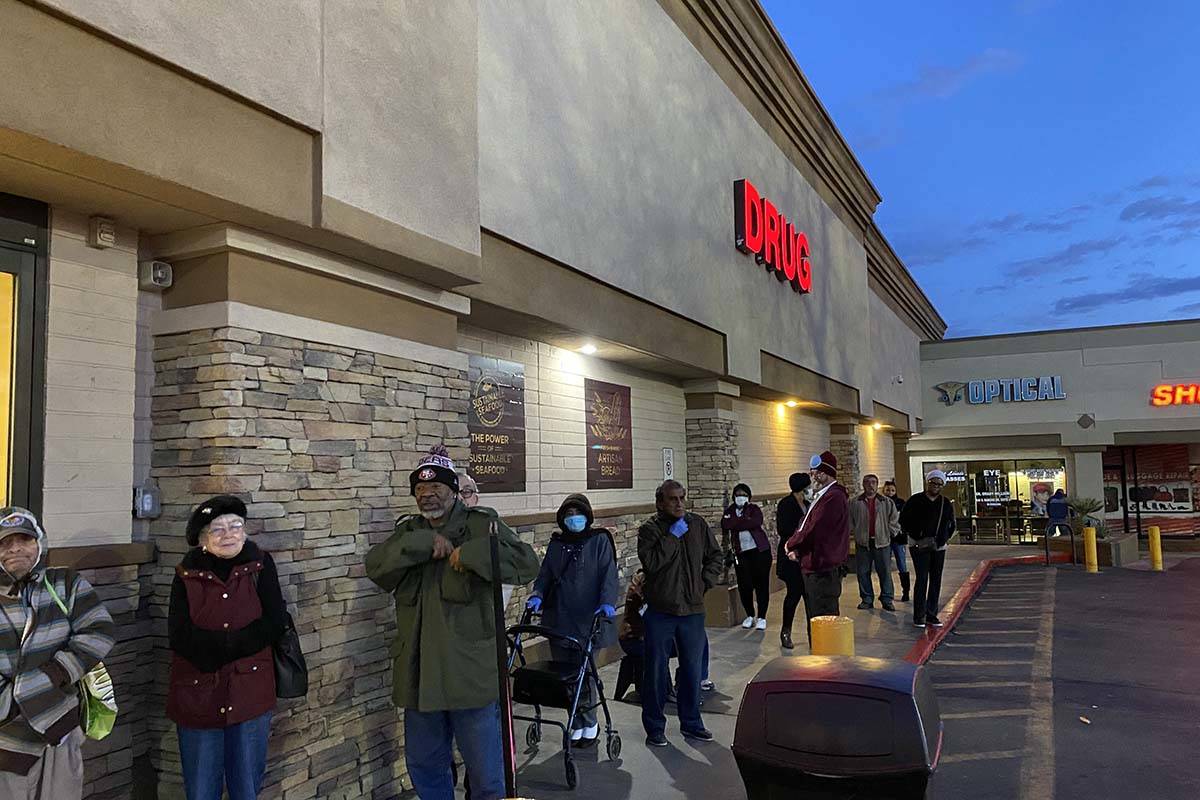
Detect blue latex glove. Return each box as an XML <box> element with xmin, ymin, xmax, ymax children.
<box><xmin>526</xmin><ymin>596</ymin><xmax>542</xmax><ymax>611</ymax></box>
<box><xmin>669</xmin><ymin>518</ymin><xmax>689</xmax><ymax>538</ymax></box>
<box><xmin>596</xmin><ymin>604</ymin><xmax>616</xmax><ymax>618</ymax></box>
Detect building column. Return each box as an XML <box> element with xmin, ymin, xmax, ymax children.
<box><xmin>829</xmin><ymin>420</ymin><xmax>863</xmax><ymax>494</ymax></box>
<box><xmin>1071</xmin><ymin>447</ymin><xmax>1107</xmax><ymax>515</ymax></box>
<box><xmin>892</xmin><ymin>432</ymin><xmax>913</xmax><ymax>497</ymax></box>
<box><xmin>684</xmin><ymin>382</ymin><xmax>740</xmax><ymax>626</ymax></box>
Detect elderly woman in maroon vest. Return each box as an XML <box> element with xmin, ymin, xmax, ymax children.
<box><xmin>167</xmin><ymin>495</ymin><xmax>286</xmax><ymax>800</ymax></box>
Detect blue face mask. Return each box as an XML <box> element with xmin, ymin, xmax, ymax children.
<box><xmin>564</xmin><ymin>514</ymin><xmax>588</xmax><ymax>533</ymax></box>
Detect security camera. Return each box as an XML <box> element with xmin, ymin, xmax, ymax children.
<box><xmin>895</xmin><ymin>374</ymin><xmax>905</xmax><ymax>385</ymax></box>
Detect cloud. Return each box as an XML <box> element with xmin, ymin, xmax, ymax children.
<box><xmin>1009</xmin><ymin>236</ymin><xmax>1126</xmax><ymax>278</ymax></box>
<box><xmin>1135</xmin><ymin>176</ymin><xmax>1172</xmax><ymax>190</ymax></box>
<box><xmin>1119</xmin><ymin>195</ymin><xmax>1200</xmax><ymax>231</ymax></box>
<box><xmin>1173</xmin><ymin>301</ymin><xmax>1200</xmax><ymax>316</ymax></box>
<box><xmin>1053</xmin><ymin>270</ymin><xmax>1200</xmax><ymax>314</ymax></box>
<box><xmin>1061</xmin><ymin>275</ymin><xmax>1090</xmax><ymax>284</ymax></box>
<box><xmin>894</xmin><ymin>233</ymin><xmax>992</xmax><ymax>268</ymax></box>
<box><xmin>872</xmin><ymin>48</ymin><xmax>1023</xmax><ymax>105</ymax></box>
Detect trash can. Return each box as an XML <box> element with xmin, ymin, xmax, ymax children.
<box><xmin>732</xmin><ymin>655</ymin><xmax>942</xmax><ymax>800</ymax></box>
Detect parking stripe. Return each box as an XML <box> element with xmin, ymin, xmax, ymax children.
<box><xmin>933</xmin><ymin>659</ymin><xmax>1033</xmax><ymax>665</ymax></box>
<box><xmin>944</xmin><ymin>642</ymin><xmax>1036</xmax><ymax>648</ymax></box>
<box><xmin>943</xmin><ymin>709</ymin><xmax>1033</xmax><ymax>719</ymax></box>
<box><xmin>941</xmin><ymin>749</ymin><xmax>1028</xmax><ymax>764</ymax></box>
<box><xmin>934</xmin><ymin>681</ymin><xmax>1032</xmax><ymax>689</ymax></box>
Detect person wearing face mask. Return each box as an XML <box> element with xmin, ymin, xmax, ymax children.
<box><xmin>900</xmin><ymin>470</ymin><xmax>957</xmax><ymax>628</ymax></box>
<box><xmin>775</xmin><ymin>473</ymin><xmax>811</xmax><ymax>649</ymax></box>
<box><xmin>0</xmin><ymin>508</ymin><xmax>114</xmax><ymax>800</ymax></box>
<box><xmin>784</xmin><ymin>452</ymin><xmax>851</xmax><ymax>638</ymax></box>
<box><xmin>721</xmin><ymin>483</ymin><xmax>772</xmax><ymax>632</ymax></box>
<box><xmin>526</xmin><ymin>494</ymin><xmax>618</xmax><ymax>746</ymax></box>
<box><xmin>168</xmin><ymin>495</ymin><xmax>288</xmax><ymax>800</ymax></box>
<box><xmin>366</xmin><ymin>446</ymin><xmax>538</xmax><ymax>800</ymax></box>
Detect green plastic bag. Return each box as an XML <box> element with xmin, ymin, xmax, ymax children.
<box><xmin>43</xmin><ymin>577</ymin><xmax>118</xmax><ymax>740</ymax></box>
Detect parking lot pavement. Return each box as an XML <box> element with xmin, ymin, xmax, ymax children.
<box><xmin>498</xmin><ymin>546</ymin><xmax>1027</xmax><ymax>800</ymax></box>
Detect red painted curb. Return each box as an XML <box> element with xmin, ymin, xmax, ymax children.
<box><xmin>903</xmin><ymin>552</ymin><xmax>1071</xmax><ymax>665</ymax></box>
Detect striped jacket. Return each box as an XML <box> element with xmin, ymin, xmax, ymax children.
<box><xmin>0</xmin><ymin>567</ymin><xmax>115</xmax><ymax>774</ymax></box>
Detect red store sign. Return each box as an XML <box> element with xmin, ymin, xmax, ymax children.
<box><xmin>734</xmin><ymin>178</ymin><xmax>813</xmax><ymax>294</ymax></box>
<box><xmin>1151</xmin><ymin>383</ymin><xmax>1200</xmax><ymax>406</ymax></box>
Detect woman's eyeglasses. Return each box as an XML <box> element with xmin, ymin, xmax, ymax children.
<box><xmin>208</xmin><ymin>521</ymin><xmax>245</xmax><ymax>536</ymax></box>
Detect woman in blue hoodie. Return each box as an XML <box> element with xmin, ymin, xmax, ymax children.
<box><xmin>527</xmin><ymin>494</ymin><xmax>619</xmax><ymax>747</ymax></box>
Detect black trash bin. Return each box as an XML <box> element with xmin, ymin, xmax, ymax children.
<box><xmin>732</xmin><ymin>656</ymin><xmax>942</xmax><ymax>800</ymax></box>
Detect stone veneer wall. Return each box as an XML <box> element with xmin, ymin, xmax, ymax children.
<box><xmin>829</xmin><ymin>429</ymin><xmax>862</xmax><ymax>496</ymax></box>
<box><xmin>145</xmin><ymin>326</ymin><xmax>469</xmax><ymax>800</ymax></box>
<box><xmin>76</xmin><ymin>561</ymin><xmax>156</xmax><ymax>799</ymax></box>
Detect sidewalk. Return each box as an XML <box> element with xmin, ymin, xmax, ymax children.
<box><xmin>503</xmin><ymin>545</ymin><xmax>1028</xmax><ymax>800</ymax></box>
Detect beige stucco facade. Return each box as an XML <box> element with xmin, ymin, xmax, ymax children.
<box><xmin>0</xmin><ymin>2</ymin><xmax>943</xmax><ymax>797</ymax></box>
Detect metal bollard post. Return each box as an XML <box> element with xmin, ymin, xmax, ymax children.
<box><xmin>1083</xmin><ymin>526</ymin><xmax>1099</xmax><ymax>573</ymax></box>
<box><xmin>810</xmin><ymin>616</ymin><xmax>855</xmax><ymax>656</ymax></box>
<box><xmin>1149</xmin><ymin>525</ymin><xmax>1163</xmax><ymax>572</ymax></box>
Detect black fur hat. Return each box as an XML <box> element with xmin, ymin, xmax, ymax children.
<box><xmin>186</xmin><ymin>495</ymin><xmax>248</xmax><ymax>546</ymax></box>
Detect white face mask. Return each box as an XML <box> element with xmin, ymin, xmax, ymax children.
<box><xmin>734</xmin><ymin>495</ymin><xmax>749</xmax><ymax>508</ymax></box>
<box><xmin>803</xmin><ymin>488</ymin><xmax>815</xmax><ymax>501</ymax></box>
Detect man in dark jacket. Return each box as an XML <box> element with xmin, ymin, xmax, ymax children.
<box><xmin>1047</xmin><ymin>489</ymin><xmax>1071</xmax><ymax>537</ymax></box>
<box><xmin>882</xmin><ymin>480</ymin><xmax>910</xmax><ymax>601</ymax></box>
<box><xmin>366</xmin><ymin>446</ymin><xmax>539</xmax><ymax>800</ymax></box>
<box><xmin>637</xmin><ymin>480</ymin><xmax>722</xmax><ymax>748</ymax></box>
<box><xmin>527</xmin><ymin>493</ymin><xmax>618</xmax><ymax>746</ymax></box>
<box><xmin>899</xmin><ymin>469</ymin><xmax>957</xmax><ymax>628</ymax></box>
<box><xmin>785</xmin><ymin>451</ymin><xmax>850</xmax><ymax>636</ymax></box>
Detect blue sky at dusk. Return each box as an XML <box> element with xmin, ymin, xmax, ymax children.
<box><xmin>763</xmin><ymin>0</ymin><xmax>1200</xmax><ymax>338</ymax></box>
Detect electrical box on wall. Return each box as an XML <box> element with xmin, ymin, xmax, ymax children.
<box><xmin>138</xmin><ymin>260</ymin><xmax>173</xmax><ymax>292</ymax></box>
<box><xmin>87</xmin><ymin>216</ymin><xmax>117</xmax><ymax>249</ymax></box>
<box><xmin>133</xmin><ymin>479</ymin><xmax>162</xmax><ymax>519</ymax></box>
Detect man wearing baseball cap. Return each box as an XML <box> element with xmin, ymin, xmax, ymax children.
<box><xmin>366</xmin><ymin>447</ymin><xmax>538</xmax><ymax>800</ymax></box>
<box><xmin>783</xmin><ymin>451</ymin><xmax>851</xmax><ymax>640</ymax></box>
<box><xmin>0</xmin><ymin>507</ymin><xmax>114</xmax><ymax>799</ymax></box>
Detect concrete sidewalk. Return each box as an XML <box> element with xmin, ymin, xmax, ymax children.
<box><xmin>500</xmin><ymin>545</ymin><xmax>1029</xmax><ymax>800</ymax></box>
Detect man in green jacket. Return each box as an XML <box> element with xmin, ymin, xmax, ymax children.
<box><xmin>366</xmin><ymin>446</ymin><xmax>538</xmax><ymax>800</ymax></box>
<box><xmin>637</xmin><ymin>480</ymin><xmax>722</xmax><ymax>748</ymax></box>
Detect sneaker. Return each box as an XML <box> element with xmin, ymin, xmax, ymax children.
<box><xmin>741</xmin><ymin>616</ymin><xmax>755</xmax><ymax>629</ymax></box>
<box><xmin>646</xmin><ymin>732</ymin><xmax>669</xmax><ymax>748</ymax></box>
<box><xmin>857</xmin><ymin>601</ymin><xmax>873</xmax><ymax>610</ymax></box>
<box><xmin>581</xmin><ymin>724</ymin><xmax>599</xmax><ymax>740</ymax></box>
<box><xmin>755</xmin><ymin>617</ymin><xmax>767</xmax><ymax>631</ymax></box>
<box><xmin>913</xmin><ymin>620</ymin><xmax>926</xmax><ymax>628</ymax></box>
<box><xmin>700</xmin><ymin>679</ymin><xmax>715</xmax><ymax>692</ymax></box>
<box><xmin>681</xmin><ymin>727</ymin><xmax>714</xmax><ymax>742</ymax></box>
<box><xmin>881</xmin><ymin>601</ymin><xmax>896</xmax><ymax>612</ymax></box>
<box><xmin>570</xmin><ymin>728</ymin><xmax>583</xmax><ymax>742</ymax></box>
<box><xmin>927</xmin><ymin>615</ymin><xmax>944</xmax><ymax>627</ymax></box>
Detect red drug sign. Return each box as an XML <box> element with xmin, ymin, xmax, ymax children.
<box><xmin>734</xmin><ymin>178</ymin><xmax>812</xmax><ymax>294</ymax></box>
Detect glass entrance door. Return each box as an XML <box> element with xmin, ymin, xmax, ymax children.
<box><xmin>0</xmin><ymin>245</ymin><xmax>35</xmax><ymax>507</ymax></box>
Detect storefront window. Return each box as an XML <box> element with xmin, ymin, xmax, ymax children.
<box><xmin>922</xmin><ymin>458</ymin><xmax>1068</xmax><ymax>545</ymax></box>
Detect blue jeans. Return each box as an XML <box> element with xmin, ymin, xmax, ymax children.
<box><xmin>642</xmin><ymin>610</ymin><xmax>706</xmax><ymax>737</ymax></box>
<box><xmin>891</xmin><ymin>541</ymin><xmax>908</xmax><ymax>572</ymax></box>
<box><xmin>856</xmin><ymin>542</ymin><xmax>894</xmax><ymax>604</ymax></box>
<box><xmin>405</xmin><ymin>702</ymin><xmax>504</xmax><ymax>800</ymax></box>
<box><xmin>177</xmin><ymin>711</ymin><xmax>272</xmax><ymax>800</ymax></box>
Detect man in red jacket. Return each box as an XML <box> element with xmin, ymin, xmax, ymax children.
<box><xmin>784</xmin><ymin>451</ymin><xmax>850</xmax><ymax>640</ymax></box>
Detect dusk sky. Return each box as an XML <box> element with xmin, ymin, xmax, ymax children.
<box><xmin>763</xmin><ymin>0</ymin><xmax>1200</xmax><ymax>338</ymax></box>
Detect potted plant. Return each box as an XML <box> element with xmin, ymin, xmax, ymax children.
<box><xmin>1068</xmin><ymin>497</ymin><xmax>1106</xmax><ymax>539</ymax></box>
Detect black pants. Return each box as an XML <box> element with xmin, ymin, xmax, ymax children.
<box><xmin>910</xmin><ymin>547</ymin><xmax>947</xmax><ymax>623</ymax></box>
<box><xmin>780</xmin><ymin>574</ymin><xmax>806</xmax><ymax>636</ymax></box>
<box><xmin>734</xmin><ymin>549</ymin><xmax>772</xmax><ymax>619</ymax></box>
<box><xmin>801</xmin><ymin>569</ymin><xmax>842</xmax><ymax>639</ymax></box>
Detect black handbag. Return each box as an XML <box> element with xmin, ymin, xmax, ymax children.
<box><xmin>274</xmin><ymin>612</ymin><xmax>308</xmax><ymax>699</ymax></box>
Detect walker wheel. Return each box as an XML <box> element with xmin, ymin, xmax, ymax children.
<box><xmin>526</xmin><ymin>723</ymin><xmax>541</xmax><ymax>748</ymax></box>
<box><xmin>607</xmin><ymin>733</ymin><xmax>622</xmax><ymax>761</ymax></box>
<box><xmin>565</xmin><ymin>757</ymin><xmax>578</xmax><ymax>790</ymax></box>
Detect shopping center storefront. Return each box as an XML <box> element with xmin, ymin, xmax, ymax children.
<box><xmin>913</xmin><ymin>320</ymin><xmax>1200</xmax><ymax>545</ymax></box>
<box><xmin>0</xmin><ymin>1</ymin><xmax>941</xmax><ymax>797</ymax></box>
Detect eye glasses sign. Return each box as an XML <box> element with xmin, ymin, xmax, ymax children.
<box><xmin>933</xmin><ymin>376</ymin><xmax>1067</xmax><ymax>407</ymax></box>
<box><xmin>1150</xmin><ymin>383</ymin><xmax>1200</xmax><ymax>406</ymax></box>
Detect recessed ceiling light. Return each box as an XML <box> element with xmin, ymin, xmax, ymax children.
<box><xmin>873</xmin><ymin>422</ymin><xmax>883</xmax><ymax>430</ymax></box>
<box><xmin>579</xmin><ymin>344</ymin><xmax>597</xmax><ymax>355</ymax></box>
<box><xmin>785</xmin><ymin>400</ymin><xmax>799</xmax><ymax>408</ymax></box>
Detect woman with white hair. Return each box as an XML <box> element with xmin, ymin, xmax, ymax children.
<box><xmin>898</xmin><ymin>470</ymin><xmax>956</xmax><ymax>628</ymax></box>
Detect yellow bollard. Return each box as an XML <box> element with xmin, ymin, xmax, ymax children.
<box><xmin>810</xmin><ymin>615</ymin><xmax>854</xmax><ymax>656</ymax></box>
<box><xmin>1149</xmin><ymin>525</ymin><xmax>1163</xmax><ymax>572</ymax></box>
<box><xmin>1083</xmin><ymin>526</ymin><xmax>1099</xmax><ymax>573</ymax></box>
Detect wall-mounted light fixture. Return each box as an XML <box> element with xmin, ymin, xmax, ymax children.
<box><xmin>785</xmin><ymin>400</ymin><xmax>799</xmax><ymax>408</ymax></box>
<box><xmin>579</xmin><ymin>344</ymin><xmax>597</xmax><ymax>355</ymax></box>
<box><xmin>872</xmin><ymin>422</ymin><xmax>883</xmax><ymax>430</ymax></box>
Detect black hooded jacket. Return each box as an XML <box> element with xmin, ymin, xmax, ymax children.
<box><xmin>532</xmin><ymin>494</ymin><xmax>619</xmax><ymax>648</ymax></box>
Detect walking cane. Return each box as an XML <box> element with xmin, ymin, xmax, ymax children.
<box><xmin>489</xmin><ymin>520</ymin><xmax>518</xmax><ymax>797</ymax></box>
